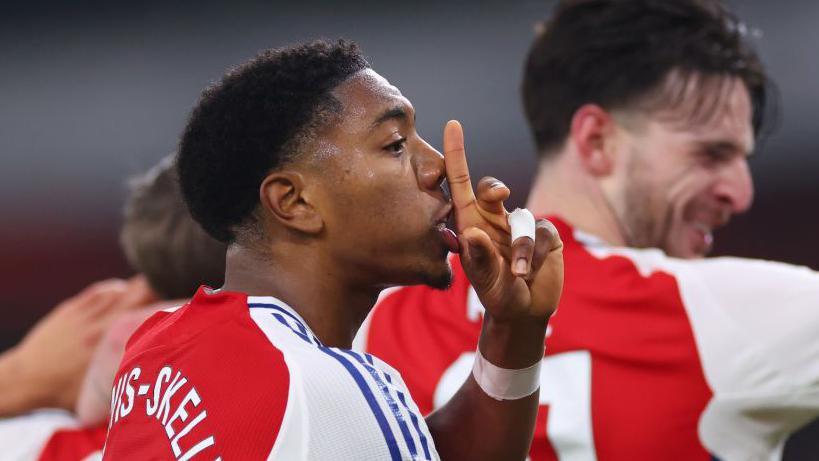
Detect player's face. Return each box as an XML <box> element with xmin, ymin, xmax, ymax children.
<box><xmin>608</xmin><ymin>77</ymin><xmax>755</xmax><ymax>258</ymax></box>
<box><xmin>304</xmin><ymin>69</ymin><xmax>455</xmax><ymax>289</ymax></box>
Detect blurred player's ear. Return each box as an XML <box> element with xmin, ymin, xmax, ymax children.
<box><xmin>570</xmin><ymin>104</ymin><xmax>616</xmax><ymax>177</ymax></box>
<box><xmin>259</xmin><ymin>171</ymin><xmax>323</xmax><ymax>235</ymax></box>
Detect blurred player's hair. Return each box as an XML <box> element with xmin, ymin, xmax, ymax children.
<box><xmin>177</xmin><ymin>39</ymin><xmax>370</xmax><ymax>243</ymax></box>
<box><xmin>120</xmin><ymin>154</ymin><xmax>227</xmax><ymax>299</ymax></box>
<box><xmin>522</xmin><ymin>0</ymin><xmax>772</xmax><ymax>155</ymax></box>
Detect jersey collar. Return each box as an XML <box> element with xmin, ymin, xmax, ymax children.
<box><xmin>247</xmin><ymin>295</ymin><xmax>321</xmax><ymax>343</ymax></box>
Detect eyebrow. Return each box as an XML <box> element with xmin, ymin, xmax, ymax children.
<box><xmin>370</xmin><ymin>106</ymin><xmax>410</xmax><ymax>131</ymax></box>
<box><xmin>695</xmin><ymin>139</ymin><xmax>755</xmax><ymax>157</ymax></box>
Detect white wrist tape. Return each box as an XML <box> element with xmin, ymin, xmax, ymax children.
<box><xmin>472</xmin><ymin>347</ymin><xmax>541</xmax><ymax>401</ymax></box>
<box><xmin>508</xmin><ymin>208</ymin><xmax>536</xmax><ymax>243</ymax></box>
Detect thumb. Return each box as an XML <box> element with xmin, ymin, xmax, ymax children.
<box><xmin>459</xmin><ymin>227</ymin><xmax>501</xmax><ymax>292</ymax></box>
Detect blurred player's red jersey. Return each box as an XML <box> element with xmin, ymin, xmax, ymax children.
<box><xmin>37</xmin><ymin>425</ymin><xmax>106</xmax><ymax>461</ymax></box>
<box><xmin>102</xmin><ymin>288</ymin><xmax>438</xmax><ymax>460</ymax></box>
<box><xmin>360</xmin><ymin>217</ymin><xmax>819</xmax><ymax>461</ymax></box>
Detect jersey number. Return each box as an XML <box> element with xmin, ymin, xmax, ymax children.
<box><xmin>433</xmin><ymin>350</ymin><xmax>597</xmax><ymax>461</ymax></box>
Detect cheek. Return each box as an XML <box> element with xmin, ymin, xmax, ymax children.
<box><xmin>330</xmin><ymin>175</ymin><xmax>424</xmax><ymax>242</ymax></box>
<box><xmin>654</xmin><ymin>165</ymin><xmax>713</xmax><ymax>208</ymax></box>
<box><xmin>665</xmin><ymin>169</ymin><xmax>717</xmax><ymax>216</ymax></box>
<box><xmin>320</xmin><ymin>148</ymin><xmax>434</xmax><ymax>248</ymax></box>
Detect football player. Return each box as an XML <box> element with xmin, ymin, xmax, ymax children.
<box><xmin>102</xmin><ymin>40</ymin><xmax>564</xmax><ymax>460</ymax></box>
<box><xmin>361</xmin><ymin>1</ymin><xmax>819</xmax><ymax>460</ymax></box>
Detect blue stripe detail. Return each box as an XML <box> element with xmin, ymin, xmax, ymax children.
<box><xmin>398</xmin><ymin>391</ymin><xmax>431</xmax><ymax>460</ymax></box>
<box><xmin>248</xmin><ymin>303</ymin><xmax>305</xmax><ymax>329</ymax></box>
<box><xmin>368</xmin><ymin>353</ymin><xmax>430</xmax><ymax>460</ymax></box>
<box><xmin>248</xmin><ymin>301</ymin><xmax>402</xmax><ymax>460</ymax></box>
<box><xmin>248</xmin><ymin>303</ymin><xmax>321</xmax><ymax>345</ymax></box>
<box><xmin>320</xmin><ymin>347</ymin><xmax>403</xmax><ymax>461</ymax></box>
<box><xmin>341</xmin><ymin>350</ymin><xmax>420</xmax><ymax>460</ymax></box>
<box><xmin>270</xmin><ymin>313</ymin><xmax>314</xmax><ymax>344</ymax></box>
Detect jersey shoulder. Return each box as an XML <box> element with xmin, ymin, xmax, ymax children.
<box><xmin>105</xmin><ymin>289</ymin><xmax>291</xmax><ymax>461</ymax></box>
<box><xmin>249</xmin><ymin>299</ymin><xmax>441</xmax><ymax>461</ymax></box>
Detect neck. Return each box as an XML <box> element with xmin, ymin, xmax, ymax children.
<box><xmin>222</xmin><ymin>243</ymin><xmax>378</xmax><ymax>348</ymax></box>
<box><xmin>525</xmin><ymin>150</ymin><xmax>626</xmax><ymax>246</ymax></box>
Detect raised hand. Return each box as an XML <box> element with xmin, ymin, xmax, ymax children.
<box><xmin>442</xmin><ymin>120</ymin><xmax>563</xmax><ymax>321</ymax></box>
<box><xmin>3</xmin><ymin>276</ymin><xmax>157</xmax><ymax>414</ymax></box>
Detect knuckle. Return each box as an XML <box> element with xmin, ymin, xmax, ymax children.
<box><xmin>536</xmin><ymin>220</ymin><xmax>557</xmax><ymax>238</ymax></box>
<box><xmin>449</xmin><ymin>173</ymin><xmax>471</xmax><ymax>184</ymax></box>
<box><xmin>513</xmin><ymin>236</ymin><xmax>535</xmax><ymax>249</ymax></box>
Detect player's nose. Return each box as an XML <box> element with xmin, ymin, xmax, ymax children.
<box><xmin>414</xmin><ymin>139</ymin><xmax>446</xmax><ymax>192</ymax></box>
<box><xmin>715</xmin><ymin>156</ymin><xmax>754</xmax><ymax>214</ymax></box>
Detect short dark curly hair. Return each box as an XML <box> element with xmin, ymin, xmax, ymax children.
<box><xmin>178</xmin><ymin>39</ymin><xmax>369</xmax><ymax>242</ymax></box>
<box><xmin>522</xmin><ymin>0</ymin><xmax>771</xmax><ymax>156</ymax></box>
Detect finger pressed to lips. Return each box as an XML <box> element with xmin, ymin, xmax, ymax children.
<box><xmin>442</xmin><ymin>120</ymin><xmax>477</xmax><ymax>211</ymax></box>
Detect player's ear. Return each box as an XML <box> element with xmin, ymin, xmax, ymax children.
<box><xmin>259</xmin><ymin>171</ymin><xmax>323</xmax><ymax>235</ymax></box>
<box><xmin>570</xmin><ymin>104</ymin><xmax>616</xmax><ymax>177</ymax></box>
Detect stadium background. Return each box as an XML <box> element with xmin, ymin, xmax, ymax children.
<box><xmin>1</xmin><ymin>0</ymin><xmax>817</xmax><ymax>457</ymax></box>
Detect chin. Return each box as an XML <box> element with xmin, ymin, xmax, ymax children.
<box><xmin>417</xmin><ymin>259</ymin><xmax>454</xmax><ymax>290</ymax></box>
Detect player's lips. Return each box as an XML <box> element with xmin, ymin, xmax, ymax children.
<box><xmin>688</xmin><ymin>222</ymin><xmax>714</xmax><ymax>255</ymax></box>
<box><xmin>683</xmin><ymin>205</ymin><xmax>730</xmax><ymax>255</ymax></box>
<box><xmin>685</xmin><ymin>215</ymin><xmax>726</xmax><ymax>255</ymax></box>
<box><xmin>433</xmin><ymin>202</ymin><xmax>454</xmax><ymax>226</ymax></box>
<box><xmin>434</xmin><ymin>203</ymin><xmax>460</xmax><ymax>253</ymax></box>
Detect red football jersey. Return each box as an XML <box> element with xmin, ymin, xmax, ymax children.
<box><xmin>102</xmin><ymin>289</ymin><xmax>289</xmax><ymax>460</ymax></box>
<box><xmin>102</xmin><ymin>288</ymin><xmax>438</xmax><ymax>460</ymax></box>
<box><xmin>360</xmin><ymin>217</ymin><xmax>819</xmax><ymax>461</ymax></box>
<box><xmin>37</xmin><ymin>425</ymin><xmax>106</xmax><ymax>460</ymax></box>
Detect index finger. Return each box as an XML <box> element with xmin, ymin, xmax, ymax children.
<box><xmin>443</xmin><ymin>120</ymin><xmax>477</xmax><ymax>211</ymax></box>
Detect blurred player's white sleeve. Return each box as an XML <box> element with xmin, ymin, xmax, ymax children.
<box><xmin>0</xmin><ymin>410</ymin><xmax>77</xmax><ymax>460</ymax></box>
<box><xmin>668</xmin><ymin>257</ymin><xmax>819</xmax><ymax>461</ymax></box>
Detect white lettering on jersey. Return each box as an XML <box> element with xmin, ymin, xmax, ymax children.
<box><xmin>147</xmin><ymin>366</ymin><xmax>172</xmax><ymax>417</ymax></box>
<box><xmin>108</xmin><ymin>366</ymin><xmax>218</xmax><ymax>460</ymax></box>
<box><xmin>109</xmin><ymin>374</ymin><xmax>124</xmax><ymax>429</ymax></box>
<box><xmin>119</xmin><ymin>367</ymin><xmax>141</xmax><ymax>419</ymax></box>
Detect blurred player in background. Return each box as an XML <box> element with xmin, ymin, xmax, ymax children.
<box><xmin>361</xmin><ymin>1</ymin><xmax>819</xmax><ymax>460</ymax></box>
<box><xmin>0</xmin><ymin>278</ymin><xmax>153</xmax><ymax>419</ymax></box>
<box><xmin>102</xmin><ymin>40</ymin><xmax>563</xmax><ymax>460</ymax></box>
<box><xmin>0</xmin><ymin>277</ymin><xmax>153</xmax><ymax>461</ymax></box>
<box><xmin>0</xmin><ymin>154</ymin><xmax>227</xmax><ymax>460</ymax></box>
<box><xmin>75</xmin><ymin>154</ymin><xmax>227</xmax><ymax>426</ymax></box>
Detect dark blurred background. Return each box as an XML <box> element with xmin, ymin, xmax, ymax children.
<box><xmin>1</xmin><ymin>0</ymin><xmax>817</xmax><ymax>456</ymax></box>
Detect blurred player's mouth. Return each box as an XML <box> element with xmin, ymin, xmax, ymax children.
<box><xmin>687</xmin><ymin>222</ymin><xmax>714</xmax><ymax>255</ymax></box>
<box><xmin>683</xmin><ymin>206</ymin><xmax>730</xmax><ymax>256</ymax></box>
<box><xmin>434</xmin><ymin>204</ymin><xmax>460</xmax><ymax>254</ymax></box>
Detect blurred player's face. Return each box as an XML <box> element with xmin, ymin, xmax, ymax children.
<box><xmin>303</xmin><ymin>69</ymin><xmax>455</xmax><ymax>289</ymax></box>
<box><xmin>605</xmin><ymin>77</ymin><xmax>755</xmax><ymax>258</ymax></box>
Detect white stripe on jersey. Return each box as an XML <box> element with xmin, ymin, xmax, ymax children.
<box><xmin>248</xmin><ymin>296</ymin><xmax>439</xmax><ymax>461</ymax></box>
<box><xmin>575</xmin><ymin>230</ymin><xmax>819</xmax><ymax>461</ymax></box>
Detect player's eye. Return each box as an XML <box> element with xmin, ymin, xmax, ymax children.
<box><xmin>384</xmin><ymin>137</ymin><xmax>407</xmax><ymax>156</ymax></box>
<box><xmin>695</xmin><ymin>147</ymin><xmax>728</xmax><ymax>168</ymax></box>
<box><xmin>705</xmin><ymin>147</ymin><xmax>731</xmax><ymax>161</ymax></box>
